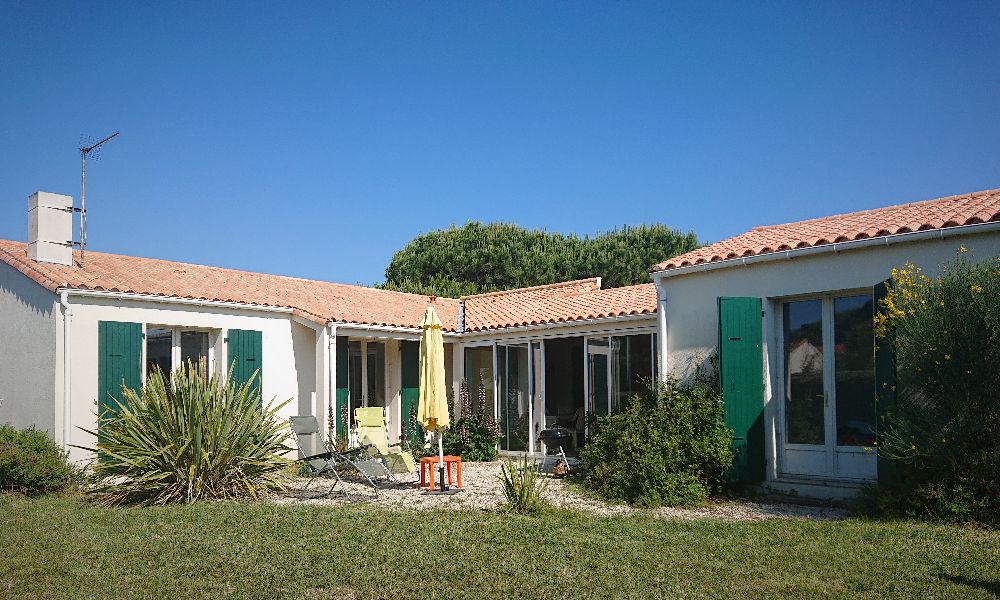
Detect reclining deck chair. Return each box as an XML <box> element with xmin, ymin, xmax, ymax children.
<box><xmin>354</xmin><ymin>407</ymin><xmax>417</xmax><ymax>478</ymax></box>
<box><xmin>289</xmin><ymin>416</ymin><xmax>392</xmax><ymax>496</ymax></box>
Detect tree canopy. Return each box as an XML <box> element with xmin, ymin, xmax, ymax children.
<box><xmin>381</xmin><ymin>222</ymin><xmax>699</xmax><ymax>298</ymax></box>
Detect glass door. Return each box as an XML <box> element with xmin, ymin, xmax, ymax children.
<box><xmin>498</xmin><ymin>344</ymin><xmax>531</xmax><ymax>452</ymax></box>
<box><xmin>780</xmin><ymin>294</ymin><xmax>877</xmax><ymax>480</ymax></box>
<box><xmin>347</xmin><ymin>340</ymin><xmax>386</xmax><ymax>430</ymax></box>
<box><xmin>587</xmin><ymin>338</ymin><xmax>610</xmax><ymax>416</ymax></box>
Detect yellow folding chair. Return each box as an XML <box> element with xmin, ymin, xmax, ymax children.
<box><xmin>355</xmin><ymin>406</ymin><xmax>417</xmax><ymax>476</ymax></box>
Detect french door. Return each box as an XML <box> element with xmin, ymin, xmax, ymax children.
<box><xmin>346</xmin><ymin>340</ymin><xmax>385</xmax><ymax>428</ymax></box>
<box><xmin>780</xmin><ymin>293</ymin><xmax>877</xmax><ymax>480</ymax></box>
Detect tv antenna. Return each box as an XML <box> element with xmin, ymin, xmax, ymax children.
<box><xmin>78</xmin><ymin>131</ymin><xmax>119</xmax><ymax>265</ymax></box>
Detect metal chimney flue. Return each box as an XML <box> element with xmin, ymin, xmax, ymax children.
<box><xmin>27</xmin><ymin>191</ymin><xmax>74</xmax><ymax>266</ymax></box>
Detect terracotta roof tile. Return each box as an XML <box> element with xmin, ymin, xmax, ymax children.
<box><xmin>653</xmin><ymin>187</ymin><xmax>1000</xmax><ymax>272</ymax></box>
<box><xmin>462</xmin><ymin>279</ymin><xmax>656</xmax><ymax>331</ymax></box>
<box><xmin>0</xmin><ymin>241</ymin><xmax>459</xmax><ymax>330</ymax></box>
<box><xmin>0</xmin><ymin>242</ymin><xmax>657</xmax><ymax>332</ymax></box>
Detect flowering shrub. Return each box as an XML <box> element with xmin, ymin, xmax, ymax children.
<box><xmin>580</xmin><ymin>373</ymin><xmax>732</xmax><ymax>507</ymax></box>
<box><xmin>439</xmin><ymin>380</ymin><xmax>501</xmax><ymax>462</ymax></box>
<box><xmin>869</xmin><ymin>253</ymin><xmax>1000</xmax><ymax>524</ymax></box>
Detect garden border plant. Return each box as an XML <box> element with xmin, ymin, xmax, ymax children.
<box><xmin>867</xmin><ymin>252</ymin><xmax>1000</xmax><ymax>525</ymax></box>
<box><xmin>0</xmin><ymin>424</ymin><xmax>80</xmax><ymax>496</ymax></box>
<box><xmin>81</xmin><ymin>361</ymin><xmax>292</xmax><ymax>506</ymax></box>
<box><xmin>580</xmin><ymin>369</ymin><xmax>733</xmax><ymax>508</ymax></box>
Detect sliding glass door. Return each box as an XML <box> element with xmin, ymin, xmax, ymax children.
<box><xmin>781</xmin><ymin>293</ymin><xmax>877</xmax><ymax>480</ymax></box>
<box><xmin>498</xmin><ymin>344</ymin><xmax>531</xmax><ymax>452</ymax></box>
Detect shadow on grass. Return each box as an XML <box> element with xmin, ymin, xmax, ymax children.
<box><xmin>939</xmin><ymin>573</ymin><xmax>1000</xmax><ymax>597</ymax></box>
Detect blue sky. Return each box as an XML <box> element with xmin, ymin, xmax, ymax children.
<box><xmin>1</xmin><ymin>2</ymin><xmax>998</xmax><ymax>285</ymax></box>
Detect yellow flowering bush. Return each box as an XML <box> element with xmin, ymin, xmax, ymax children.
<box><xmin>870</xmin><ymin>254</ymin><xmax>1000</xmax><ymax>524</ymax></box>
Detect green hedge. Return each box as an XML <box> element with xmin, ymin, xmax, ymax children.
<box><xmin>580</xmin><ymin>374</ymin><xmax>732</xmax><ymax>507</ymax></box>
<box><xmin>0</xmin><ymin>425</ymin><xmax>78</xmax><ymax>496</ymax></box>
<box><xmin>869</xmin><ymin>253</ymin><xmax>1000</xmax><ymax>525</ymax></box>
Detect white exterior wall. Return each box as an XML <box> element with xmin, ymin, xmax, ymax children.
<box><xmin>61</xmin><ymin>296</ymin><xmax>322</xmax><ymax>462</ymax></box>
<box><xmin>0</xmin><ymin>262</ymin><xmax>58</xmax><ymax>434</ymax></box>
<box><xmin>655</xmin><ymin>229</ymin><xmax>1000</xmax><ymax>492</ymax></box>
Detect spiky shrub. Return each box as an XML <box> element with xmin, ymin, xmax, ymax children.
<box><xmin>497</xmin><ymin>455</ymin><xmax>547</xmax><ymax>514</ymax></box>
<box><xmin>84</xmin><ymin>363</ymin><xmax>291</xmax><ymax>505</ymax></box>
<box><xmin>868</xmin><ymin>254</ymin><xmax>1000</xmax><ymax>524</ymax></box>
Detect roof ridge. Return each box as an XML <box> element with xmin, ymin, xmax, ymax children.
<box><xmin>460</xmin><ymin>277</ymin><xmax>601</xmax><ymax>300</ymax></box>
<box><xmin>750</xmin><ymin>186</ymin><xmax>1000</xmax><ymax>232</ymax></box>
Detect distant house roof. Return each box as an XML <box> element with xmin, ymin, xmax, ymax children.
<box><xmin>653</xmin><ymin>187</ymin><xmax>1000</xmax><ymax>272</ymax></box>
<box><xmin>462</xmin><ymin>278</ymin><xmax>657</xmax><ymax>332</ymax></box>
<box><xmin>0</xmin><ymin>241</ymin><xmax>657</xmax><ymax>332</ymax></box>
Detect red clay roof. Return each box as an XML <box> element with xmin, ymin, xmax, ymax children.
<box><xmin>0</xmin><ymin>240</ymin><xmax>460</xmax><ymax>330</ymax></box>
<box><xmin>0</xmin><ymin>242</ymin><xmax>657</xmax><ymax>332</ymax></box>
<box><xmin>462</xmin><ymin>278</ymin><xmax>657</xmax><ymax>332</ymax></box>
<box><xmin>653</xmin><ymin>187</ymin><xmax>1000</xmax><ymax>272</ymax></box>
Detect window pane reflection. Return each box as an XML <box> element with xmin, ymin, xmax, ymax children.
<box><xmin>783</xmin><ymin>300</ymin><xmax>825</xmax><ymax>445</ymax></box>
<box><xmin>834</xmin><ymin>295</ymin><xmax>876</xmax><ymax>446</ymax></box>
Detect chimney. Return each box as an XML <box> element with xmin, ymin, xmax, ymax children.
<box><xmin>27</xmin><ymin>191</ymin><xmax>74</xmax><ymax>266</ymax></box>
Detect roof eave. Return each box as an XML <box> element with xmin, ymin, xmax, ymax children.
<box><xmin>652</xmin><ymin>220</ymin><xmax>1000</xmax><ymax>279</ymax></box>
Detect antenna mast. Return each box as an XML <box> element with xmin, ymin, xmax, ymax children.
<box><xmin>79</xmin><ymin>131</ymin><xmax>119</xmax><ymax>265</ymax></box>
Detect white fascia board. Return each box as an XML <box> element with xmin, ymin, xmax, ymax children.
<box><xmin>59</xmin><ymin>288</ymin><xmax>296</xmax><ymax>315</ymax></box>
<box><xmin>459</xmin><ymin>313</ymin><xmax>657</xmax><ymax>341</ymax></box>
<box><xmin>652</xmin><ymin>220</ymin><xmax>1000</xmax><ymax>281</ymax></box>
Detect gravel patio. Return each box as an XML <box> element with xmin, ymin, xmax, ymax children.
<box><xmin>271</xmin><ymin>461</ymin><xmax>849</xmax><ymax>522</ymax></box>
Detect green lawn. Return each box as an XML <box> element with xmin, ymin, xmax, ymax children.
<box><xmin>2</xmin><ymin>495</ymin><xmax>998</xmax><ymax>600</ymax></box>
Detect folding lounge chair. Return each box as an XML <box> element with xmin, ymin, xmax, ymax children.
<box><xmin>289</xmin><ymin>416</ymin><xmax>391</xmax><ymax>496</ymax></box>
<box><xmin>354</xmin><ymin>407</ymin><xmax>418</xmax><ymax>478</ymax></box>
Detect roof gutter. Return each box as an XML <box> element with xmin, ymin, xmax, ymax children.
<box><xmin>461</xmin><ymin>312</ymin><xmax>656</xmax><ymax>337</ymax></box>
<box><xmin>57</xmin><ymin>288</ymin><xmax>295</xmax><ymax>314</ymax></box>
<box><xmin>328</xmin><ymin>321</ymin><xmax>461</xmax><ymax>339</ymax></box>
<box><xmin>653</xmin><ymin>220</ymin><xmax>1000</xmax><ymax>280</ymax></box>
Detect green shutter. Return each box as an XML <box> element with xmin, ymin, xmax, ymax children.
<box><xmin>228</xmin><ymin>329</ymin><xmax>263</xmax><ymax>400</ymax></box>
<box><xmin>98</xmin><ymin>321</ymin><xmax>142</xmax><ymax>429</ymax></box>
<box><xmin>718</xmin><ymin>297</ymin><xmax>766</xmax><ymax>483</ymax></box>
<box><xmin>400</xmin><ymin>340</ymin><xmax>421</xmax><ymax>443</ymax></box>
<box><xmin>873</xmin><ymin>281</ymin><xmax>897</xmax><ymax>484</ymax></box>
<box><xmin>335</xmin><ymin>336</ymin><xmax>349</xmax><ymax>440</ymax></box>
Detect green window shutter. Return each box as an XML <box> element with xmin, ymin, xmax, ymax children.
<box><xmin>228</xmin><ymin>329</ymin><xmax>263</xmax><ymax>400</ymax></box>
<box><xmin>98</xmin><ymin>321</ymin><xmax>143</xmax><ymax>429</ymax></box>
<box><xmin>400</xmin><ymin>340</ymin><xmax>421</xmax><ymax>443</ymax></box>
<box><xmin>335</xmin><ymin>336</ymin><xmax>349</xmax><ymax>440</ymax></box>
<box><xmin>718</xmin><ymin>297</ymin><xmax>766</xmax><ymax>483</ymax></box>
<box><xmin>873</xmin><ymin>280</ymin><xmax>897</xmax><ymax>484</ymax></box>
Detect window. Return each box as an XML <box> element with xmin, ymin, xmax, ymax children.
<box><xmin>145</xmin><ymin>327</ymin><xmax>214</xmax><ymax>377</ymax></box>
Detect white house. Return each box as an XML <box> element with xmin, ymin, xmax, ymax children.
<box><xmin>0</xmin><ymin>191</ymin><xmax>657</xmax><ymax>463</ymax></box>
<box><xmin>651</xmin><ymin>187</ymin><xmax>1000</xmax><ymax>498</ymax></box>
<box><xmin>3</xmin><ymin>186</ymin><xmax>999</xmax><ymax>500</ymax></box>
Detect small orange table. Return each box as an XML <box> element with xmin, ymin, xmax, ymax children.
<box><xmin>420</xmin><ymin>455</ymin><xmax>462</xmax><ymax>490</ymax></box>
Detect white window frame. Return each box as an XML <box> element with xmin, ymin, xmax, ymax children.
<box><xmin>142</xmin><ymin>325</ymin><xmax>218</xmax><ymax>380</ymax></box>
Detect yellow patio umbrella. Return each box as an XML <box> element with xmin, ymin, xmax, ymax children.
<box><xmin>417</xmin><ymin>303</ymin><xmax>451</xmax><ymax>490</ymax></box>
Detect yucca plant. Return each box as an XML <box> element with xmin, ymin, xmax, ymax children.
<box><xmin>497</xmin><ymin>455</ymin><xmax>548</xmax><ymax>515</ymax></box>
<box><xmin>82</xmin><ymin>362</ymin><xmax>291</xmax><ymax>505</ymax></box>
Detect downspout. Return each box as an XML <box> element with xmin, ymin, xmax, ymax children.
<box><xmin>59</xmin><ymin>291</ymin><xmax>72</xmax><ymax>453</ymax></box>
<box><xmin>654</xmin><ymin>276</ymin><xmax>669</xmax><ymax>382</ymax></box>
<box><xmin>327</xmin><ymin>323</ymin><xmax>337</xmax><ymax>442</ymax></box>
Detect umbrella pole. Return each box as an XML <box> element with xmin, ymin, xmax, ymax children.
<box><xmin>438</xmin><ymin>431</ymin><xmax>448</xmax><ymax>491</ymax></box>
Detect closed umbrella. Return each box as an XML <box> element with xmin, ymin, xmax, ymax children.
<box><xmin>417</xmin><ymin>303</ymin><xmax>450</xmax><ymax>491</ymax></box>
